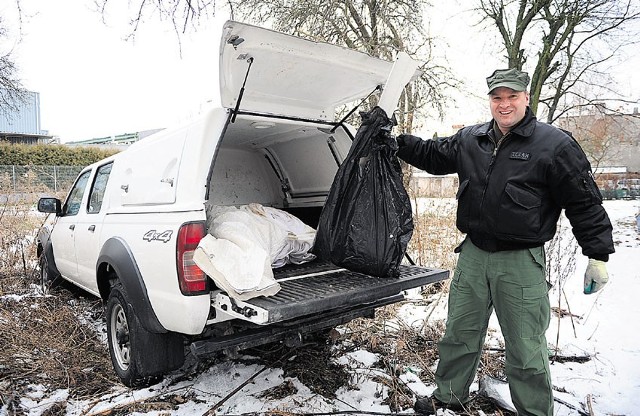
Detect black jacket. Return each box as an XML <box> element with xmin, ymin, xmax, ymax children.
<box><xmin>397</xmin><ymin>108</ymin><xmax>614</xmax><ymax>261</ymax></box>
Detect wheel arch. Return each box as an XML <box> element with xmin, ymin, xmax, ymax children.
<box><xmin>97</xmin><ymin>237</ymin><xmax>167</xmax><ymax>334</ymax></box>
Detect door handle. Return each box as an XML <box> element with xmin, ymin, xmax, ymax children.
<box><xmin>69</xmin><ymin>224</ymin><xmax>75</xmax><ymax>230</ymax></box>
<box><xmin>88</xmin><ymin>225</ymin><xmax>96</xmax><ymax>232</ymax></box>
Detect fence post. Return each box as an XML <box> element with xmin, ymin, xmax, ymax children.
<box><xmin>53</xmin><ymin>165</ymin><xmax>58</xmax><ymax>192</ymax></box>
<box><xmin>12</xmin><ymin>165</ymin><xmax>16</xmax><ymax>191</ymax></box>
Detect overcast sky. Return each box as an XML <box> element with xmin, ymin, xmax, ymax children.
<box><xmin>1</xmin><ymin>0</ymin><xmax>639</xmax><ymax>142</ymax></box>
<box><xmin>2</xmin><ymin>0</ymin><xmax>225</xmax><ymax>142</ymax></box>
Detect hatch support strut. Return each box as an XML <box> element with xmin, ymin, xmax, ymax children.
<box><xmin>330</xmin><ymin>85</ymin><xmax>382</xmax><ymax>133</ymax></box>
<box><xmin>232</xmin><ymin>56</ymin><xmax>254</xmax><ymax>123</ymax></box>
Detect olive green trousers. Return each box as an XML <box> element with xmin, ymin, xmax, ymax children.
<box><xmin>433</xmin><ymin>239</ymin><xmax>553</xmax><ymax>416</ymax></box>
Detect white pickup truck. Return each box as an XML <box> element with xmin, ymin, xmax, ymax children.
<box><xmin>36</xmin><ymin>21</ymin><xmax>448</xmax><ymax>387</ymax></box>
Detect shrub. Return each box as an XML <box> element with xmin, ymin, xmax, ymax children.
<box><xmin>0</xmin><ymin>141</ymin><xmax>118</xmax><ymax>166</ymax></box>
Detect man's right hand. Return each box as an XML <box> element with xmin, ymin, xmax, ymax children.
<box><xmin>583</xmin><ymin>259</ymin><xmax>609</xmax><ymax>294</ymax></box>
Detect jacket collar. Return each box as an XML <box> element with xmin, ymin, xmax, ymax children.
<box><xmin>470</xmin><ymin>107</ymin><xmax>537</xmax><ymax>138</ymax></box>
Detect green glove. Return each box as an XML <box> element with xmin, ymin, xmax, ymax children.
<box><xmin>583</xmin><ymin>259</ymin><xmax>609</xmax><ymax>294</ymax></box>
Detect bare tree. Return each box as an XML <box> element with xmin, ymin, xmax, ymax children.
<box><xmin>95</xmin><ymin>0</ymin><xmax>218</xmax><ymax>39</ymax></box>
<box><xmin>0</xmin><ymin>15</ymin><xmax>27</xmax><ymax>117</ymax></box>
<box><xmin>477</xmin><ymin>0</ymin><xmax>640</xmax><ymax>123</ymax></box>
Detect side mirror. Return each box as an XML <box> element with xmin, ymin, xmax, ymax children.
<box><xmin>38</xmin><ymin>197</ymin><xmax>62</xmax><ymax>214</ymax></box>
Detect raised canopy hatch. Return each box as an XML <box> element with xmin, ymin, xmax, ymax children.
<box><xmin>219</xmin><ymin>21</ymin><xmax>396</xmax><ymax>121</ymax></box>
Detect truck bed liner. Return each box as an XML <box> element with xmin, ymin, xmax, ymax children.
<box><xmin>246</xmin><ymin>260</ymin><xmax>449</xmax><ymax>323</ymax></box>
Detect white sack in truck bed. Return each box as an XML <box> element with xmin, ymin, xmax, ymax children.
<box><xmin>193</xmin><ymin>203</ymin><xmax>316</xmax><ymax>301</ymax></box>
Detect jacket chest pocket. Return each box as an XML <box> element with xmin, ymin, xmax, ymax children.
<box><xmin>496</xmin><ymin>183</ymin><xmax>541</xmax><ymax>238</ymax></box>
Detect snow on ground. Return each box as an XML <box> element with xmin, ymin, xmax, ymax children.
<box><xmin>7</xmin><ymin>199</ymin><xmax>640</xmax><ymax>416</ymax></box>
<box><xmin>547</xmin><ymin>200</ymin><xmax>640</xmax><ymax>415</ymax></box>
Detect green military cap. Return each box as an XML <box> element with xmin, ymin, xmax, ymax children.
<box><xmin>486</xmin><ymin>68</ymin><xmax>530</xmax><ymax>93</ymax></box>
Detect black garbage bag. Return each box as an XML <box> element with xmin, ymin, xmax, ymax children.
<box><xmin>312</xmin><ymin>106</ymin><xmax>413</xmax><ymax>277</ymax></box>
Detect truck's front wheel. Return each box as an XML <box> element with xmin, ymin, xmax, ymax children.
<box><xmin>39</xmin><ymin>251</ymin><xmax>60</xmax><ymax>293</ymax></box>
<box><xmin>106</xmin><ymin>282</ymin><xmax>185</xmax><ymax>387</ymax></box>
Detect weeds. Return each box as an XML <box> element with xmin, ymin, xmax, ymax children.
<box><xmin>0</xmin><ymin>285</ymin><xmax>116</xmax><ymax>402</ymax></box>
<box><xmin>0</xmin><ymin>201</ymin><xmax>41</xmax><ymax>281</ymax></box>
<box><xmin>545</xmin><ymin>214</ymin><xmax>580</xmax><ymax>358</ymax></box>
<box><xmin>409</xmin><ymin>196</ymin><xmax>462</xmax><ymax>273</ymax></box>
<box><xmin>0</xmin><ymin>192</ymin><xmax>117</xmax><ymax>414</ymax></box>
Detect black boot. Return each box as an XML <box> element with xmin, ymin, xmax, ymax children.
<box><xmin>414</xmin><ymin>395</ymin><xmax>465</xmax><ymax>415</ymax></box>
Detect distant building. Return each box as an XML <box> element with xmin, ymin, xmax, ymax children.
<box><xmin>0</xmin><ymin>90</ymin><xmax>57</xmax><ymax>144</ymax></box>
<box><xmin>556</xmin><ymin>108</ymin><xmax>640</xmax><ymax>199</ymax></box>
<box><xmin>557</xmin><ymin>108</ymin><xmax>640</xmax><ymax>173</ymax></box>
<box><xmin>66</xmin><ymin>128</ymin><xmax>165</xmax><ymax>149</ymax></box>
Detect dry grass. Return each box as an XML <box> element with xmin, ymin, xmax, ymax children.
<box><xmin>250</xmin><ymin>340</ymin><xmax>352</xmax><ymax>400</ymax></box>
<box><xmin>0</xmin><ymin>205</ymin><xmax>41</xmax><ymax>282</ymax></box>
<box><xmin>0</xmin><ymin>275</ymin><xmax>117</xmax><ymax>413</ymax></box>
<box><xmin>340</xmin><ymin>306</ymin><xmax>444</xmax><ymax>412</ymax></box>
<box><xmin>409</xmin><ymin>196</ymin><xmax>462</xmax><ymax>273</ymax></box>
<box><xmin>339</xmin><ymin>303</ymin><xmax>514</xmax><ymax>414</ymax></box>
<box><xmin>0</xmin><ymin>196</ymin><xmax>118</xmax><ymax>414</ymax></box>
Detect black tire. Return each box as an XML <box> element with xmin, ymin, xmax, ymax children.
<box><xmin>39</xmin><ymin>252</ymin><xmax>60</xmax><ymax>292</ymax></box>
<box><xmin>106</xmin><ymin>281</ymin><xmax>185</xmax><ymax>387</ymax></box>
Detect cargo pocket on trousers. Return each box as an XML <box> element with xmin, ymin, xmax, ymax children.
<box><xmin>446</xmin><ymin>267</ymin><xmax>464</xmax><ymax>321</ymax></box>
<box><xmin>520</xmin><ymin>281</ymin><xmax>551</xmax><ymax>338</ymax></box>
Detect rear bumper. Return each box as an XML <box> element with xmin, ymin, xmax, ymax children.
<box><xmin>190</xmin><ymin>293</ymin><xmax>402</xmax><ymax>357</ymax></box>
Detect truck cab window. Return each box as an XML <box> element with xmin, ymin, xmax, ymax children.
<box><xmin>63</xmin><ymin>170</ymin><xmax>91</xmax><ymax>216</ymax></box>
<box><xmin>88</xmin><ymin>163</ymin><xmax>113</xmax><ymax>214</ymax></box>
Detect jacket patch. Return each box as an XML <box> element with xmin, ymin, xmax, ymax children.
<box><xmin>510</xmin><ymin>151</ymin><xmax>531</xmax><ymax>161</ymax></box>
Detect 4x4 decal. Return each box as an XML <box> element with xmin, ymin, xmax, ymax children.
<box><xmin>143</xmin><ymin>230</ymin><xmax>173</xmax><ymax>243</ymax></box>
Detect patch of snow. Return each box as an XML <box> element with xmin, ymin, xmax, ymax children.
<box><xmin>19</xmin><ymin>385</ymin><xmax>68</xmax><ymax>416</ymax></box>
<box><xmin>336</xmin><ymin>349</ymin><xmax>379</xmax><ymax>368</ymax></box>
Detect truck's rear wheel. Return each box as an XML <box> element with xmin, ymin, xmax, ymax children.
<box><xmin>106</xmin><ymin>281</ymin><xmax>185</xmax><ymax>387</ymax></box>
<box><xmin>109</xmin><ymin>299</ymin><xmax>132</xmax><ymax>374</ymax></box>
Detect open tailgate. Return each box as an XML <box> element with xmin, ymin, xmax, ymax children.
<box><xmin>212</xmin><ymin>261</ymin><xmax>449</xmax><ymax>325</ymax></box>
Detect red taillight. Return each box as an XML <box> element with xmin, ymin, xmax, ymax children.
<box><xmin>176</xmin><ymin>222</ymin><xmax>208</xmax><ymax>295</ymax></box>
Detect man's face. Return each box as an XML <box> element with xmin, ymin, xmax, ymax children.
<box><xmin>489</xmin><ymin>87</ymin><xmax>530</xmax><ymax>134</ymax></box>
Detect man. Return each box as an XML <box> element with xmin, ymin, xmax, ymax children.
<box><xmin>396</xmin><ymin>68</ymin><xmax>614</xmax><ymax>416</ymax></box>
